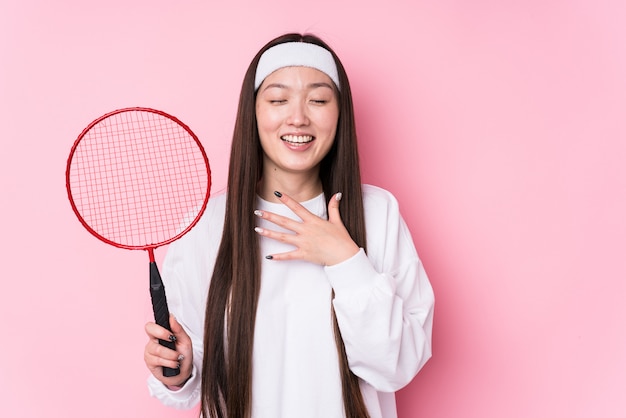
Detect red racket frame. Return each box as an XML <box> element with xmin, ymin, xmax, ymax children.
<box><xmin>66</xmin><ymin>107</ymin><xmax>211</xmax><ymax>261</ymax></box>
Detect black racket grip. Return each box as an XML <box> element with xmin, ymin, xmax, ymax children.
<box><xmin>149</xmin><ymin>261</ymin><xmax>180</xmax><ymax>378</ymax></box>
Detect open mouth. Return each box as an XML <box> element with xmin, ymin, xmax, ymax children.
<box><xmin>281</xmin><ymin>134</ymin><xmax>314</xmax><ymax>146</ymax></box>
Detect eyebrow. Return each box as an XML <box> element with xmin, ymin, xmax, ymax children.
<box><xmin>308</xmin><ymin>82</ymin><xmax>335</xmax><ymax>90</ymax></box>
<box><xmin>261</xmin><ymin>82</ymin><xmax>335</xmax><ymax>92</ymax></box>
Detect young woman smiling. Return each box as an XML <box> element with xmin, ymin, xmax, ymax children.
<box><xmin>144</xmin><ymin>33</ymin><xmax>434</xmax><ymax>418</ymax></box>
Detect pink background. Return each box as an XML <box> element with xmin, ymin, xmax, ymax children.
<box><xmin>1</xmin><ymin>0</ymin><xmax>625</xmax><ymax>417</ymax></box>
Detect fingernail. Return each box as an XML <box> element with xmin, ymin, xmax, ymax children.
<box><xmin>177</xmin><ymin>354</ymin><xmax>185</xmax><ymax>362</ymax></box>
<box><xmin>274</xmin><ymin>191</ymin><xmax>283</xmax><ymax>198</ymax></box>
<box><xmin>335</xmin><ymin>192</ymin><xmax>343</xmax><ymax>201</ymax></box>
<box><xmin>265</xmin><ymin>255</ymin><xmax>273</xmax><ymax>260</ymax></box>
<box><xmin>254</xmin><ymin>210</ymin><xmax>263</xmax><ymax>217</ymax></box>
<box><xmin>254</xmin><ymin>227</ymin><xmax>264</xmax><ymax>234</ymax></box>
<box><xmin>168</xmin><ymin>334</ymin><xmax>176</xmax><ymax>342</ymax></box>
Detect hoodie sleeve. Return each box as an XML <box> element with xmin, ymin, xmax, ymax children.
<box><xmin>324</xmin><ymin>185</ymin><xmax>434</xmax><ymax>392</ymax></box>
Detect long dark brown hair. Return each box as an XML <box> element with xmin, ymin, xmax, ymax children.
<box><xmin>201</xmin><ymin>33</ymin><xmax>369</xmax><ymax>418</ymax></box>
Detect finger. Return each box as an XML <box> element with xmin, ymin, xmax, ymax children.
<box><xmin>254</xmin><ymin>226</ymin><xmax>298</xmax><ymax>247</ymax></box>
<box><xmin>254</xmin><ymin>209</ymin><xmax>302</xmax><ymax>234</ymax></box>
<box><xmin>167</xmin><ymin>316</ymin><xmax>193</xmax><ymax>365</ymax></box>
<box><xmin>169</xmin><ymin>315</ymin><xmax>191</xmax><ymax>344</ymax></box>
<box><xmin>327</xmin><ymin>192</ymin><xmax>343</xmax><ymax>224</ymax></box>
<box><xmin>145</xmin><ymin>321</ymin><xmax>177</xmax><ymax>344</ymax></box>
<box><xmin>154</xmin><ymin>355</ymin><xmax>181</xmax><ymax>371</ymax></box>
<box><xmin>262</xmin><ymin>245</ymin><xmax>303</xmax><ymax>261</ymax></box>
<box><xmin>145</xmin><ymin>346</ymin><xmax>182</xmax><ymax>370</ymax></box>
<box><xmin>146</xmin><ymin>337</ymin><xmax>190</xmax><ymax>378</ymax></box>
<box><xmin>146</xmin><ymin>335</ymin><xmax>180</xmax><ymax>359</ymax></box>
<box><xmin>273</xmin><ymin>191</ymin><xmax>316</xmax><ymax>221</ymax></box>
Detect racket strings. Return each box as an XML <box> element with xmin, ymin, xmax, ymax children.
<box><xmin>68</xmin><ymin>110</ymin><xmax>209</xmax><ymax>248</ymax></box>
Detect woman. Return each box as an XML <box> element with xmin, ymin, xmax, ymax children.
<box><xmin>144</xmin><ymin>33</ymin><xmax>434</xmax><ymax>418</ymax></box>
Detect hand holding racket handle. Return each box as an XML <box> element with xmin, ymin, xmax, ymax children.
<box><xmin>149</xmin><ymin>261</ymin><xmax>181</xmax><ymax>377</ymax></box>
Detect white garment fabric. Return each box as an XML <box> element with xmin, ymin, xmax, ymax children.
<box><xmin>147</xmin><ymin>184</ymin><xmax>434</xmax><ymax>418</ymax></box>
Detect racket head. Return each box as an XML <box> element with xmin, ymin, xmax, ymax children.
<box><xmin>66</xmin><ymin>107</ymin><xmax>211</xmax><ymax>250</ymax></box>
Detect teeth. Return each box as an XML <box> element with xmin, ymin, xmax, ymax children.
<box><xmin>281</xmin><ymin>135</ymin><xmax>314</xmax><ymax>144</ymax></box>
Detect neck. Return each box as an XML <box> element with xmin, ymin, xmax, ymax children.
<box><xmin>257</xmin><ymin>170</ymin><xmax>323</xmax><ymax>203</ymax></box>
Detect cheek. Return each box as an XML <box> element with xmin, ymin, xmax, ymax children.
<box><xmin>256</xmin><ymin>107</ymin><xmax>282</xmax><ymax>133</ymax></box>
<box><xmin>322</xmin><ymin>110</ymin><xmax>340</xmax><ymax>137</ymax></box>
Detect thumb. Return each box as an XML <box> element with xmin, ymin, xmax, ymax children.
<box><xmin>327</xmin><ymin>192</ymin><xmax>343</xmax><ymax>223</ymax></box>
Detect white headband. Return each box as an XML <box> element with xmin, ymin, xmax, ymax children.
<box><xmin>254</xmin><ymin>42</ymin><xmax>341</xmax><ymax>91</ymax></box>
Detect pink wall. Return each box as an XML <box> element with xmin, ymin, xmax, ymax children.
<box><xmin>1</xmin><ymin>1</ymin><xmax>625</xmax><ymax>417</ymax></box>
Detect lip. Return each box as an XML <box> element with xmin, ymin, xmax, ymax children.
<box><xmin>281</xmin><ymin>133</ymin><xmax>315</xmax><ymax>142</ymax></box>
<box><xmin>280</xmin><ymin>133</ymin><xmax>315</xmax><ymax>151</ymax></box>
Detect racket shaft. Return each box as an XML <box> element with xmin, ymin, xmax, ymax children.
<box><xmin>149</xmin><ymin>262</ymin><xmax>180</xmax><ymax>377</ymax></box>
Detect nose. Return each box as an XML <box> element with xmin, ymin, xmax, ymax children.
<box><xmin>286</xmin><ymin>100</ymin><xmax>309</xmax><ymax>126</ymax></box>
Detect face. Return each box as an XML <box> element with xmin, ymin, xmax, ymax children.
<box><xmin>255</xmin><ymin>66</ymin><xmax>339</xmax><ymax>180</ymax></box>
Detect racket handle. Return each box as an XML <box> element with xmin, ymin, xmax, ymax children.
<box><xmin>149</xmin><ymin>261</ymin><xmax>181</xmax><ymax>378</ymax></box>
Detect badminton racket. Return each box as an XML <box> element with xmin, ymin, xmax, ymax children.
<box><xmin>66</xmin><ymin>107</ymin><xmax>211</xmax><ymax>377</ymax></box>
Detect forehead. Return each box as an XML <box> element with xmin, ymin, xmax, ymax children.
<box><xmin>261</xmin><ymin>66</ymin><xmax>335</xmax><ymax>89</ymax></box>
